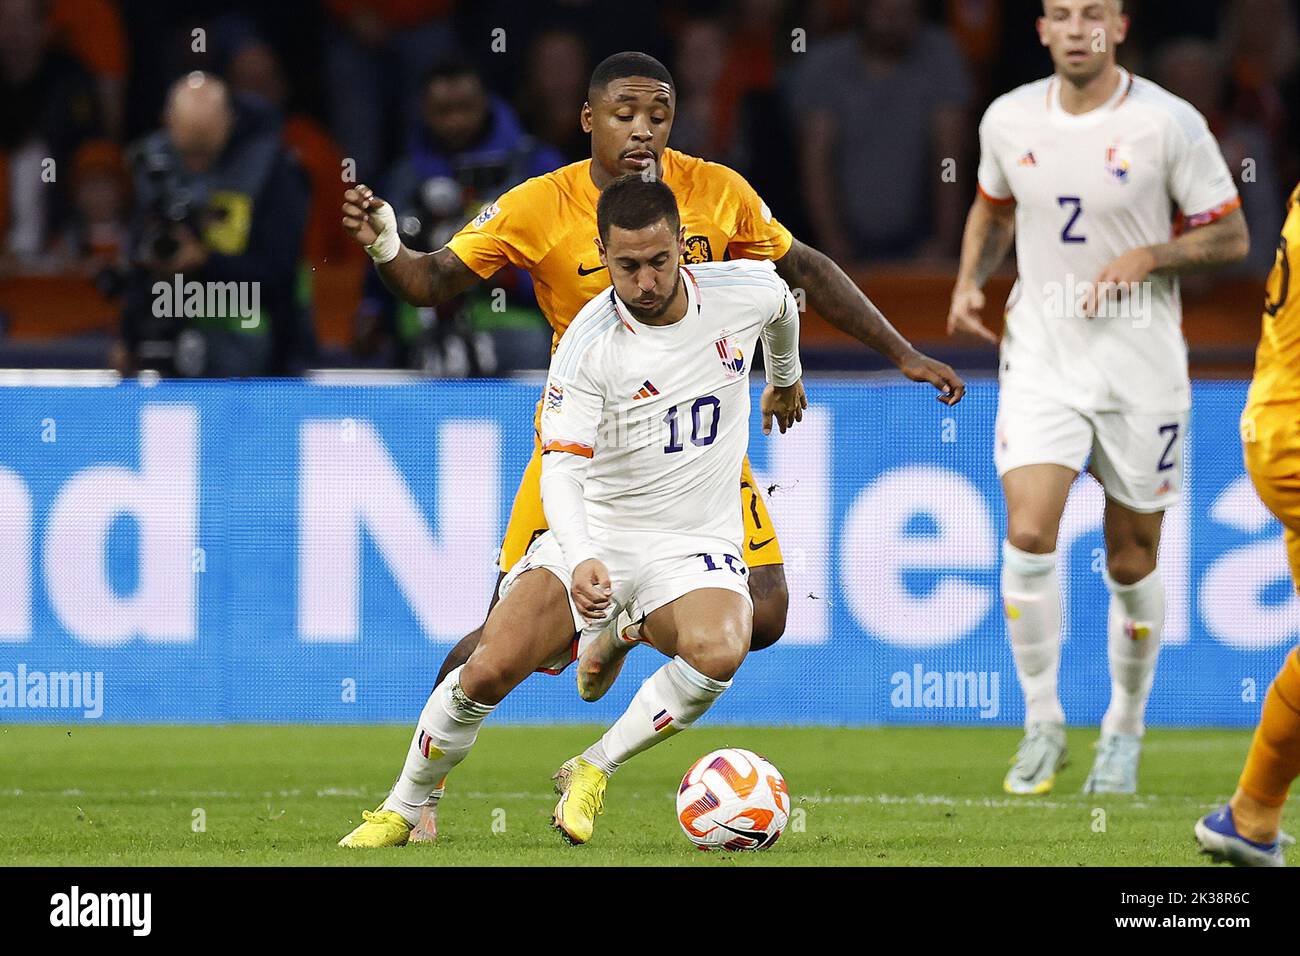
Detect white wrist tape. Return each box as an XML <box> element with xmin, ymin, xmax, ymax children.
<box><xmin>363</xmin><ymin>202</ymin><xmax>401</xmax><ymax>264</ymax></box>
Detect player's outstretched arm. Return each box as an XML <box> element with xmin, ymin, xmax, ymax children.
<box><xmin>342</xmin><ymin>184</ymin><xmax>480</xmax><ymax>306</ymax></box>
<box><xmin>947</xmin><ymin>193</ymin><xmax>1016</xmax><ymax>345</ymax></box>
<box><xmin>774</xmin><ymin>238</ymin><xmax>965</xmax><ymax>406</ymax></box>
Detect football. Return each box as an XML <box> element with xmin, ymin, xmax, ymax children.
<box><xmin>676</xmin><ymin>748</ymin><xmax>789</xmax><ymax>850</ymax></box>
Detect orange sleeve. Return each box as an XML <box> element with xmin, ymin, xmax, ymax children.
<box><xmin>444</xmin><ymin>175</ymin><xmax>559</xmax><ymax>278</ymax></box>
<box><xmin>716</xmin><ymin>163</ymin><xmax>794</xmax><ymax>262</ymax></box>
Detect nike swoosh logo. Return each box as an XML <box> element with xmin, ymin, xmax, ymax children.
<box><xmin>577</xmin><ymin>263</ymin><xmax>607</xmax><ymax>276</ymax></box>
<box><xmin>747</xmin><ymin>537</ymin><xmax>775</xmax><ymax>552</ymax></box>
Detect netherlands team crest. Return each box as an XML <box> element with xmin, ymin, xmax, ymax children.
<box><xmin>684</xmin><ymin>235</ymin><xmax>713</xmax><ymax>263</ymax></box>
<box><xmin>714</xmin><ymin>334</ymin><xmax>745</xmax><ymax>379</ymax></box>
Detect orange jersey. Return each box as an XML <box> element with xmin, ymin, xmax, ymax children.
<box><xmin>444</xmin><ymin>148</ymin><xmax>794</xmax><ymax>349</ymax></box>
<box><xmin>1246</xmin><ymin>182</ymin><xmax>1300</xmax><ymax>411</ymax></box>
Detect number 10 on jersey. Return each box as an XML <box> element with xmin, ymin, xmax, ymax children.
<box><xmin>664</xmin><ymin>396</ymin><xmax>721</xmax><ymax>453</ymax></box>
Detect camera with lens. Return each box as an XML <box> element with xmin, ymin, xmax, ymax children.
<box><xmin>120</xmin><ymin>138</ymin><xmax>216</xmax><ymax>375</ymax></box>
<box><xmin>129</xmin><ymin>139</ymin><xmax>211</xmax><ymax>266</ymax></box>
<box><xmin>395</xmin><ymin>174</ymin><xmax>465</xmax><ymax>253</ymax></box>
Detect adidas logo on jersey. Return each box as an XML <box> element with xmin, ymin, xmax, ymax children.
<box><xmin>632</xmin><ymin>380</ymin><xmax>660</xmax><ymax>401</ymax></box>
<box><xmin>1018</xmin><ymin>150</ymin><xmax>1037</xmax><ymax>167</ymax></box>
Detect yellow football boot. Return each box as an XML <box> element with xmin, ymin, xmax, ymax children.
<box><xmin>551</xmin><ymin>757</ymin><xmax>608</xmax><ymax>845</ymax></box>
<box><xmin>337</xmin><ymin>806</ymin><xmax>413</xmax><ymax>848</ymax></box>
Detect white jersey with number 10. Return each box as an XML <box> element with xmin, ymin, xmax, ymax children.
<box><xmin>539</xmin><ymin>259</ymin><xmax>801</xmax><ymax>556</ymax></box>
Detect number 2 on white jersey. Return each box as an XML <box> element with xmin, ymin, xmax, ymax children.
<box><xmin>1058</xmin><ymin>196</ymin><xmax>1086</xmax><ymax>244</ymax></box>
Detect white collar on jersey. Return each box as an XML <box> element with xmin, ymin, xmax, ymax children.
<box><xmin>608</xmin><ymin>266</ymin><xmax>701</xmax><ymax>334</ymax></box>
<box><xmin>1046</xmin><ymin>66</ymin><xmax>1133</xmax><ymax>129</ymax></box>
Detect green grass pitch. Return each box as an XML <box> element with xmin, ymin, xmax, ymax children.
<box><xmin>0</xmin><ymin>724</ymin><xmax>1278</xmax><ymax>866</ymax></box>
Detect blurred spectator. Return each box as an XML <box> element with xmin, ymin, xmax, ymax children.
<box><xmin>117</xmin><ymin>73</ymin><xmax>312</xmax><ymax>377</ymax></box>
<box><xmin>223</xmin><ymin>28</ymin><xmax>361</xmax><ymax>270</ymax></box>
<box><xmin>356</xmin><ymin>57</ymin><xmax>563</xmax><ymax>372</ymax></box>
<box><xmin>1221</xmin><ymin>0</ymin><xmax>1300</xmax><ymax>190</ymax></box>
<box><xmin>785</xmin><ymin>0</ymin><xmax>971</xmax><ymax>263</ymax></box>
<box><xmin>668</xmin><ymin>1</ymin><xmax>806</xmax><ymax>237</ymax></box>
<box><xmin>943</xmin><ymin>0</ymin><xmax>1000</xmax><ymax>104</ymax></box>
<box><xmin>47</xmin><ymin>0</ymin><xmax>128</xmax><ymax>140</ymax></box>
<box><xmin>516</xmin><ymin>28</ymin><xmax>591</xmax><ymax>164</ymax></box>
<box><xmin>461</xmin><ymin>0</ymin><xmax>673</xmax><ymax>98</ymax></box>
<box><xmin>47</xmin><ymin>139</ymin><xmax>130</xmax><ymax>277</ymax></box>
<box><xmin>324</xmin><ymin>0</ymin><xmax>458</xmax><ymax>181</ymax></box>
<box><xmin>668</xmin><ymin>18</ymin><xmax>732</xmax><ymax>162</ymax></box>
<box><xmin>0</xmin><ymin>0</ymin><xmax>101</xmax><ymax>266</ymax></box>
<box><xmin>1154</xmin><ymin>37</ymin><xmax>1283</xmax><ymax>278</ymax></box>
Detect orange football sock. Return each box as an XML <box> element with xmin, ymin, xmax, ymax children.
<box><xmin>1238</xmin><ymin>648</ymin><xmax>1300</xmax><ymax>807</ymax></box>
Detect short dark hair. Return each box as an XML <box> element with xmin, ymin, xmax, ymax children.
<box><xmin>420</xmin><ymin>54</ymin><xmax>484</xmax><ymax>92</ymax></box>
<box><xmin>597</xmin><ymin>174</ymin><xmax>680</xmax><ymax>244</ymax></box>
<box><xmin>588</xmin><ymin>51</ymin><xmax>674</xmax><ymax>101</ymax></box>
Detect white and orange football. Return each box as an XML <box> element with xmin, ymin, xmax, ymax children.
<box><xmin>676</xmin><ymin>748</ymin><xmax>789</xmax><ymax>851</ymax></box>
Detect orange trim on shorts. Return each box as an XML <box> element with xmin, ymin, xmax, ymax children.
<box><xmin>537</xmin><ymin>634</ymin><xmax>580</xmax><ymax>676</ymax></box>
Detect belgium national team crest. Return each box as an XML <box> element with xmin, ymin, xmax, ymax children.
<box><xmin>714</xmin><ymin>333</ymin><xmax>745</xmax><ymax>380</ymax></box>
<box><xmin>683</xmin><ymin>235</ymin><xmax>713</xmax><ymax>264</ymax></box>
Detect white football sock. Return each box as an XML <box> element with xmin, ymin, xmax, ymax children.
<box><xmin>1002</xmin><ymin>541</ymin><xmax>1066</xmax><ymax>728</ymax></box>
<box><xmin>583</xmin><ymin>656</ymin><xmax>730</xmax><ymax>775</ymax></box>
<box><xmin>382</xmin><ymin>665</ymin><xmax>493</xmax><ymax>825</ymax></box>
<box><xmin>1101</xmin><ymin>568</ymin><xmax>1165</xmax><ymax>737</ymax></box>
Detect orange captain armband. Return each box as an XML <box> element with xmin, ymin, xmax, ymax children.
<box><xmin>541</xmin><ymin>440</ymin><xmax>593</xmax><ymax>458</ymax></box>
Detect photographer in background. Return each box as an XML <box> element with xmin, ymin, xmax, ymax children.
<box><xmin>354</xmin><ymin>56</ymin><xmax>562</xmax><ymax>372</ymax></box>
<box><xmin>115</xmin><ymin>72</ymin><xmax>312</xmax><ymax>377</ymax></box>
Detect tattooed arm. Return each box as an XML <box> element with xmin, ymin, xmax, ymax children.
<box><xmin>946</xmin><ymin>193</ymin><xmax>1016</xmax><ymax>344</ymax></box>
<box><xmin>1085</xmin><ymin>208</ymin><xmax>1249</xmax><ymax>316</ymax></box>
<box><xmin>774</xmin><ymin>238</ymin><xmax>965</xmax><ymax>405</ymax></box>
<box><xmin>1113</xmin><ymin>208</ymin><xmax>1250</xmax><ymax>278</ymax></box>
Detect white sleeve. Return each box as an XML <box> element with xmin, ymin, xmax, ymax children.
<box><xmin>539</xmin><ymin>360</ymin><xmax>604</xmax><ymax>567</ymax></box>
<box><xmin>1167</xmin><ymin>112</ymin><xmax>1240</xmax><ymax>226</ymax></box>
<box><xmin>976</xmin><ymin>106</ymin><xmax>1013</xmax><ymax>203</ymax></box>
<box><xmin>762</xmin><ymin>282</ymin><xmax>802</xmax><ymax>387</ymax></box>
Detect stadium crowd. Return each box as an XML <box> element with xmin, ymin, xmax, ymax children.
<box><xmin>0</xmin><ymin>0</ymin><xmax>1296</xmax><ymax>374</ymax></box>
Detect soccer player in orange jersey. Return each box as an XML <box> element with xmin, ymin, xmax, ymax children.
<box><xmin>341</xmin><ymin>52</ymin><xmax>962</xmax><ymax>839</ymax></box>
<box><xmin>1195</xmin><ymin>183</ymin><xmax>1300</xmax><ymax>867</ymax></box>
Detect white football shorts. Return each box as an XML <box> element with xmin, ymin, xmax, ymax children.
<box><xmin>498</xmin><ymin>528</ymin><xmax>754</xmax><ymax>674</ymax></box>
<box><xmin>994</xmin><ymin>387</ymin><xmax>1188</xmax><ymax>513</ymax></box>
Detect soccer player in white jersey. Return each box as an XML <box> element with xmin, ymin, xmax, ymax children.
<box><xmin>338</xmin><ymin>174</ymin><xmax>805</xmax><ymax>848</ymax></box>
<box><xmin>947</xmin><ymin>0</ymin><xmax>1250</xmax><ymax>795</ymax></box>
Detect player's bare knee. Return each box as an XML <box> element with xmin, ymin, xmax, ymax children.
<box><xmin>459</xmin><ymin>650</ymin><xmax>524</xmax><ymax>706</ymax></box>
<box><xmin>688</xmin><ymin>647</ymin><xmax>744</xmax><ymax>683</ymax></box>
<box><xmin>1007</xmin><ymin>527</ymin><xmax>1057</xmax><ymax>555</ymax></box>
<box><xmin>685</xmin><ymin>619</ymin><xmax>749</xmax><ymax>682</ymax></box>
<box><xmin>1107</xmin><ymin>545</ymin><xmax>1157</xmax><ymax>586</ymax></box>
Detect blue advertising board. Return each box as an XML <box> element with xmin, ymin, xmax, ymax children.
<box><xmin>0</xmin><ymin>379</ymin><xmax>1293</xmax><ymax>725</ymax></box>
